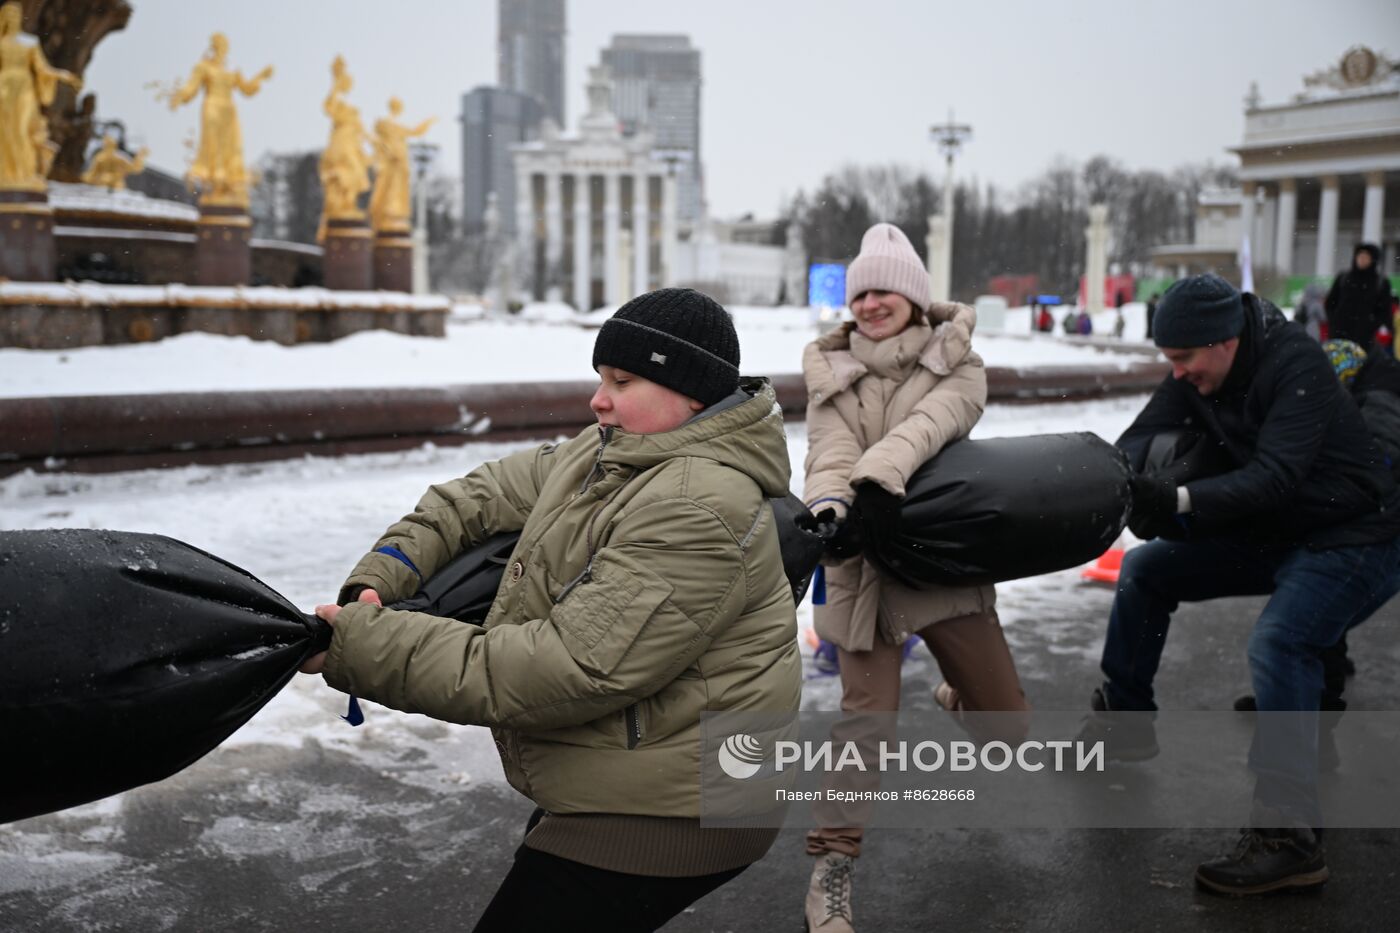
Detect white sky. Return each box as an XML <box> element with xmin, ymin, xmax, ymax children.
<box><xmin>86</xmin><ymin>0</ymin><xmax>1400</xmax><ymax>219</ymax></box>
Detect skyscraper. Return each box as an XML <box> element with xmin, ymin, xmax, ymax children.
<box><xmin>601</xmin><ymin>35</ymin><xmax>703</xmax><ymax>223</ymax></box>
<box><xmin>461</xmin><ymin>86</ymin><xmax>545</xmax><ymax>236</ymax></box>
<box><xmin>497</xmin><ymin>0</ymin><xmax>566</xmax><ymax>128</ymax></box>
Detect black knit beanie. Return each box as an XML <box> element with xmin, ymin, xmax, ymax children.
<box><xmin>592</xmin><ymin>288</ymin><xmax>741</xmax><ymax>405</ymax></box>
<box><xmin>1152</xmin><ymin>274</ymin><xmax>1245</xmax><ymax>349</ymax></box>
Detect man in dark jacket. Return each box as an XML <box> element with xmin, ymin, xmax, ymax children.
<box><xmin>1325</xmin><ymin>243</ymin><xmax>1394</xmax><ymax>347</ymax></box>
<box><xmin>1081</xmin><ymin>275</ymin><xmax>1400</xmax><ymax>895</ymax></box>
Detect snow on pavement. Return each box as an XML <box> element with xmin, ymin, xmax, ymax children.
<box><xmin>0</xmin><ymin>394</ymin><xmax>1144</xmax><ymax>820</ymax></box>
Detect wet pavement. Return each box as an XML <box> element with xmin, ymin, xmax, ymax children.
<box><xmin>4</xmin><ymin>577</ymin><xmax>1399</xmax><ymax>931</ymax></box>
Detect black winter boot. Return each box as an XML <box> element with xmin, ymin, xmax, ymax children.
<box><xmin>1195</xmin><ymin>827</ymin><xmax>1328</xmax><ymax>895</ymax></box>
<box><xmin>1074</xmin><ymin>688</ymin><xmax>1159</xmax><ymax>761</ymax></box>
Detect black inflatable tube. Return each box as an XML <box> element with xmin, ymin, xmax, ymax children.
<box><xmin>0</xmin><ymin>496</ymin><xmax>824</xmax><ymax>824</ymax></box>
<box><xmin>862</xmin><ymin>432</ymin><xmax>1133</xmax><ymax>587</ymax></box>
<box><xmin>0</xmin><ymin>529</ymin><xmax>331</xmax><ymax>824</ymax></box>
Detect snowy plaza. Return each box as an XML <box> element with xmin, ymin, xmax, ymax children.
<box><xmin>5</xmin><ymin>0</ymin><xmax>1400</xmax><ymax>930</ymax></box>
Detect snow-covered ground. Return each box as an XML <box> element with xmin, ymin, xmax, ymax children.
<box><xmin>0</xmin><ymin>395</ymin><xmax>1145</xmax><ymax>809</ymax></box>
<box><xmin>0</xmin><ymin>303</ymin><xmax>1158</xmax><ymax>399</ymax></box>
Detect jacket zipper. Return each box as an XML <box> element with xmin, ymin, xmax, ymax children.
<box><xmin>554</xmin><ymin>470</ymin><xmax>637</xmax><ymax>604</ymax></box>
<box><xmin>578</xmin><ymin>425</ymin><xmax>614</xmax><ymax>494</ymax></box>
<box><xmin>625</xmin><ymin>704</ymin><xmax>642</xmax><ymax>749</ymax></box>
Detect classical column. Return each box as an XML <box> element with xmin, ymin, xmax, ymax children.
<box><xmin>572</xmin><ymin>173</ymin><xmax>591</xmax><ymax>311</ymax></box>
<box><xmin>1274</xmin><ymin>178</ymin><xmax>1297</xmax><ymax>275</ymax></box>
<box><xmin>661</xmin><ymin>172</ymin><xmax>678</xmax><ymax>286</ymax></box>
<box><xmin>618</xmin><ymin>228</ymin><xmax>634</xmax><ymax>299</ymax></box>
<box><xmin>1239</xmin><ymin>181</ymin><xmax>1257</xmax><ymax>259</ymax></box>
<box><xmin>515</xmin><ymin>167</ymin><xmax>534</xmax><ymax>299</ymax></box>
<box><xmin>603</xmin><ymin>173</ymin><xmax>621</xmax><ymax>304</ymax></box>
<box><xmin>1084</xmin><ymin>205</ymin><xmax>1108</xmax><ymax>313</ymax></box>
<box><xmin>926</xmin><ymin>214</ymin><xmax>948</xmax><ymax>304</ymax></box>
<box><xmin>1363</xmin><ymin>170</ymin><xmax>1386</xmax><ymax>246</ymax></box>
<box><xmin>632</xmin><ymin>173</ymin><xmax>650</xmax><ymax>296</ymax></box>
<box><xmin>1316</xmin><ymin>175</ymin><xmax>1340</xmax><ymax>277</ymax></box>
<box><xmin>544</xmin><ymin>170</ymin><xmax>564</xmax><ymax>302</ymax></box>
<box><xmin>1257</xmin><ymin>184</ymin><xmax>1277</xmax><ymax>273</ymax></box>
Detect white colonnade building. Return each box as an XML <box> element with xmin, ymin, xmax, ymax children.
<box><xmin>512</xmin><ymin>66</ymin><xmax>679</xmax><ymax>310</ymax></box>
<box><xmin>1233</xmin><ymin>45</ymin><xmax>1400</xmax><ymax>278</ymax></box>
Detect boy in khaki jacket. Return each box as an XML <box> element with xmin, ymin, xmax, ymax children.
<box><xmin>301</xmin><ymin>288</ymin><xmax>800</xmax><ymax>932</ymax></box>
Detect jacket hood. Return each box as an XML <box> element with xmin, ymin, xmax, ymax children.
<box><xmin>804</xmin><ymin>301</ymin><xmax>978</xmax><ymax>398</ymax></box>
<box><xmin>596</xmin><ymin>377</ymin><xmax>792</xmax><ymax>497</ymax></box>
<box><xmin>1354</xmin><ymin>243</ymin><xmax>1381</xmax><ymax>271</ymax></box>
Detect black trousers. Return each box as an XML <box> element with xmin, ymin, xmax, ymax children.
<box><xmin>471</xmin><ymin>811</ymin><xmax>748</xmax><ymax>933</ymax></box>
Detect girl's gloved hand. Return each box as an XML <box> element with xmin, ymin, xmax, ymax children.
<box><xmin>854</xmin><ymin>482</ymin><xmax>902</xmax><ymax>542</ymax></box>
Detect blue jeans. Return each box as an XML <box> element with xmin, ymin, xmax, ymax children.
<box><xmin>1101</xmin><ymin>534</ymin><xmax>1400</xmax><ymax>824</ymax></box>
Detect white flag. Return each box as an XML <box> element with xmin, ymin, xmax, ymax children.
<box><xmin>1240</xmin><ymin>235</ymin><xmax>1254</xmax><ymax>293</ymax></box>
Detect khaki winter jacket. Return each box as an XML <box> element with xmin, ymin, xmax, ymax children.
<box><xmin>803</xmin><ymin>304</ymin><xmax>995</xmax><ymax>653</ymax></box>
<box><xmin>322</xmin><ymin>379</ymin><xmax>801</xmax><ymax>819</ymax></box>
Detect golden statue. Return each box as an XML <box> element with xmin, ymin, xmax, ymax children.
<box><xmin>81</xmin><ymin>134</ymin><xmax>147</xmax><ymax>189</ymax></box>
<box><xmin>318</xmin><ymin>55</ymin><xmax>370</xmax><ymax>231</ymax></box>
<box><xmin>0</xmin><ymin>1</ymin><xmax>82</xmax><ymax>191</ymax></box>
<box><xmin>368</xmin><ymin>97</ymin><xmax>434</xmax><ymax>233</ymax></box>
<box><xmin>169</xmin><ymin>32</ymin><xmax>272</xmax><ymax>209</ymax></box>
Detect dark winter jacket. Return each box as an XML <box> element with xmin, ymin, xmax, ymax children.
<box><xmin>1354</xmin><ymin>351</ymin><xmax>1400</xmax><ymax>477</ymax></box>
<box><xmin>1325</xmin><ymin>244</ymin><xmax>1394</xmax><ymax>347</ymax></box>
<box><xmin>1118</xmin><ymin>294</ymin><xmax>1400</xmax><ymax>549</ymax></box>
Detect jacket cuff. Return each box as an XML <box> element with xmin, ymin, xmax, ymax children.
<box><xmin>806</xmin><ymin>496</ymin><xmax>851</xmax><ymax>520</ymax></box>
<box><xmin>847</xmin><ymin>464</ymin><xmax>904</xmax><ymax>498</ymax></box>
<box><xmin>321</xmin><ymin>600</ymin><xmax>378</xmax><ymax>695</ymax></box>
<box><xmin>340</xmin><ymin>550</ymin><xmax>422</xmax><ymax>606</ymax></box>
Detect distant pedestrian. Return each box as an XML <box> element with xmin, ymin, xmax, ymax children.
<box><xmin>1076</xmin><ymin>309</ymin><xmax>1093</xmax><ymax>336</ymax></box>
<box><xmin>1037</xmin><ymin>305</ymin><xmax>1054</xmax><ymax>333</ymax></box>
<box><xmin>1145</xmin><ymin>292</ymin><xmax>1160</xmax><ymax>340</ymax></box>
<box><xmin>1325</xmin><ymin>243</ymin><xmax>1393</xmax><ymax>348</ymax></box>
<box><xmin>1293</xmin><ymin>282</ymin><xmax>1328</xmax><ymax>342</ymax></box>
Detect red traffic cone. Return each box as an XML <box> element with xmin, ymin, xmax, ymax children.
<box><xmin>1081</xmin><ymin>547</ymin><xmax>1125</xmax><ymax>585</ymax></box>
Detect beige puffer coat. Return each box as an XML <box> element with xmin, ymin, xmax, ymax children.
<box><xmin>803</xmin><ymin>303</ymin><xmax>995</xmax><ymax>652</ymax></box>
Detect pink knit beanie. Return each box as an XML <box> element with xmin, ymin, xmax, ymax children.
<box><xmin>845</xmin><ymin>222</ymin><xmax>931</xmax><ymax>312</ymax></box>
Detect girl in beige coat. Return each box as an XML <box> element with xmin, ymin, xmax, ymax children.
<box><xmin>801</xmin><ymin>223</ymin><xmax>1029</xmax><ymax>933</ymax></box>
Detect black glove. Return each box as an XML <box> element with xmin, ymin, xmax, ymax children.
<box><xmin>1127</xmin><ymin>471</ymin><xmax>1179</xmax><ymax>540</ymax></box>
<box><xmin>853</xmin><ymin>482</ymin><xmax>903</xmax><ymax>544</ymax></box>
<box><xmin>815</xmin><ymin>507</ymin><xmax>863</xmax><ymax>561</ymax></box>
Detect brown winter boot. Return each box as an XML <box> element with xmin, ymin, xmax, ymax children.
<box><xmin>804</xmin><ymin>853</ymin><xmax>855</xmax><ymax>932</ymax></box>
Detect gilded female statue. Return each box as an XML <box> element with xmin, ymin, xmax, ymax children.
<box><xmin>318</xmin><ymin>56</ymin><xmax>370</xmax><ymax>229</ymax></box>
<box><xmin>169</xmin><ymin>32</ymin><xmax>272</xmax><ymax>208</ymax></box>
<box><xmin>368</xmin><ymin>97</ymin><xmax>434</xmax><ymax>233</ymax></box>
<box><xmin>81</xmin><ymin>134</ymin><xmax>147</xmax><ymax>190</ymax></box>
<box><xmin>0</xmin><ymin>1</ymin><xmax>82</xmax><ymax>190</ymax></box>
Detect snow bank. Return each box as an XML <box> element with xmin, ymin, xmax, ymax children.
<box><xmin>0</xmin><ymin>303</ymin><xmax>1156</xmax><ymax>399</ymax></box>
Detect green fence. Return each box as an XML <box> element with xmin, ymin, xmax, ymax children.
<box><xmin>1142</xmin><ymin>275</ymin><xmax>1400</xmax><ymax>308</ymax></box>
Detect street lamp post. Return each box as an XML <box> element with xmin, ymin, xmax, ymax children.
<box><xmin>409</xmin><ymin>141</ymin><xmax>439</xmax><ymax>295</ymax></box>
<box><xmin>928</xmin><ymin>112</ymin><xmax>971</xmax><ymax>304</ymax></box>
